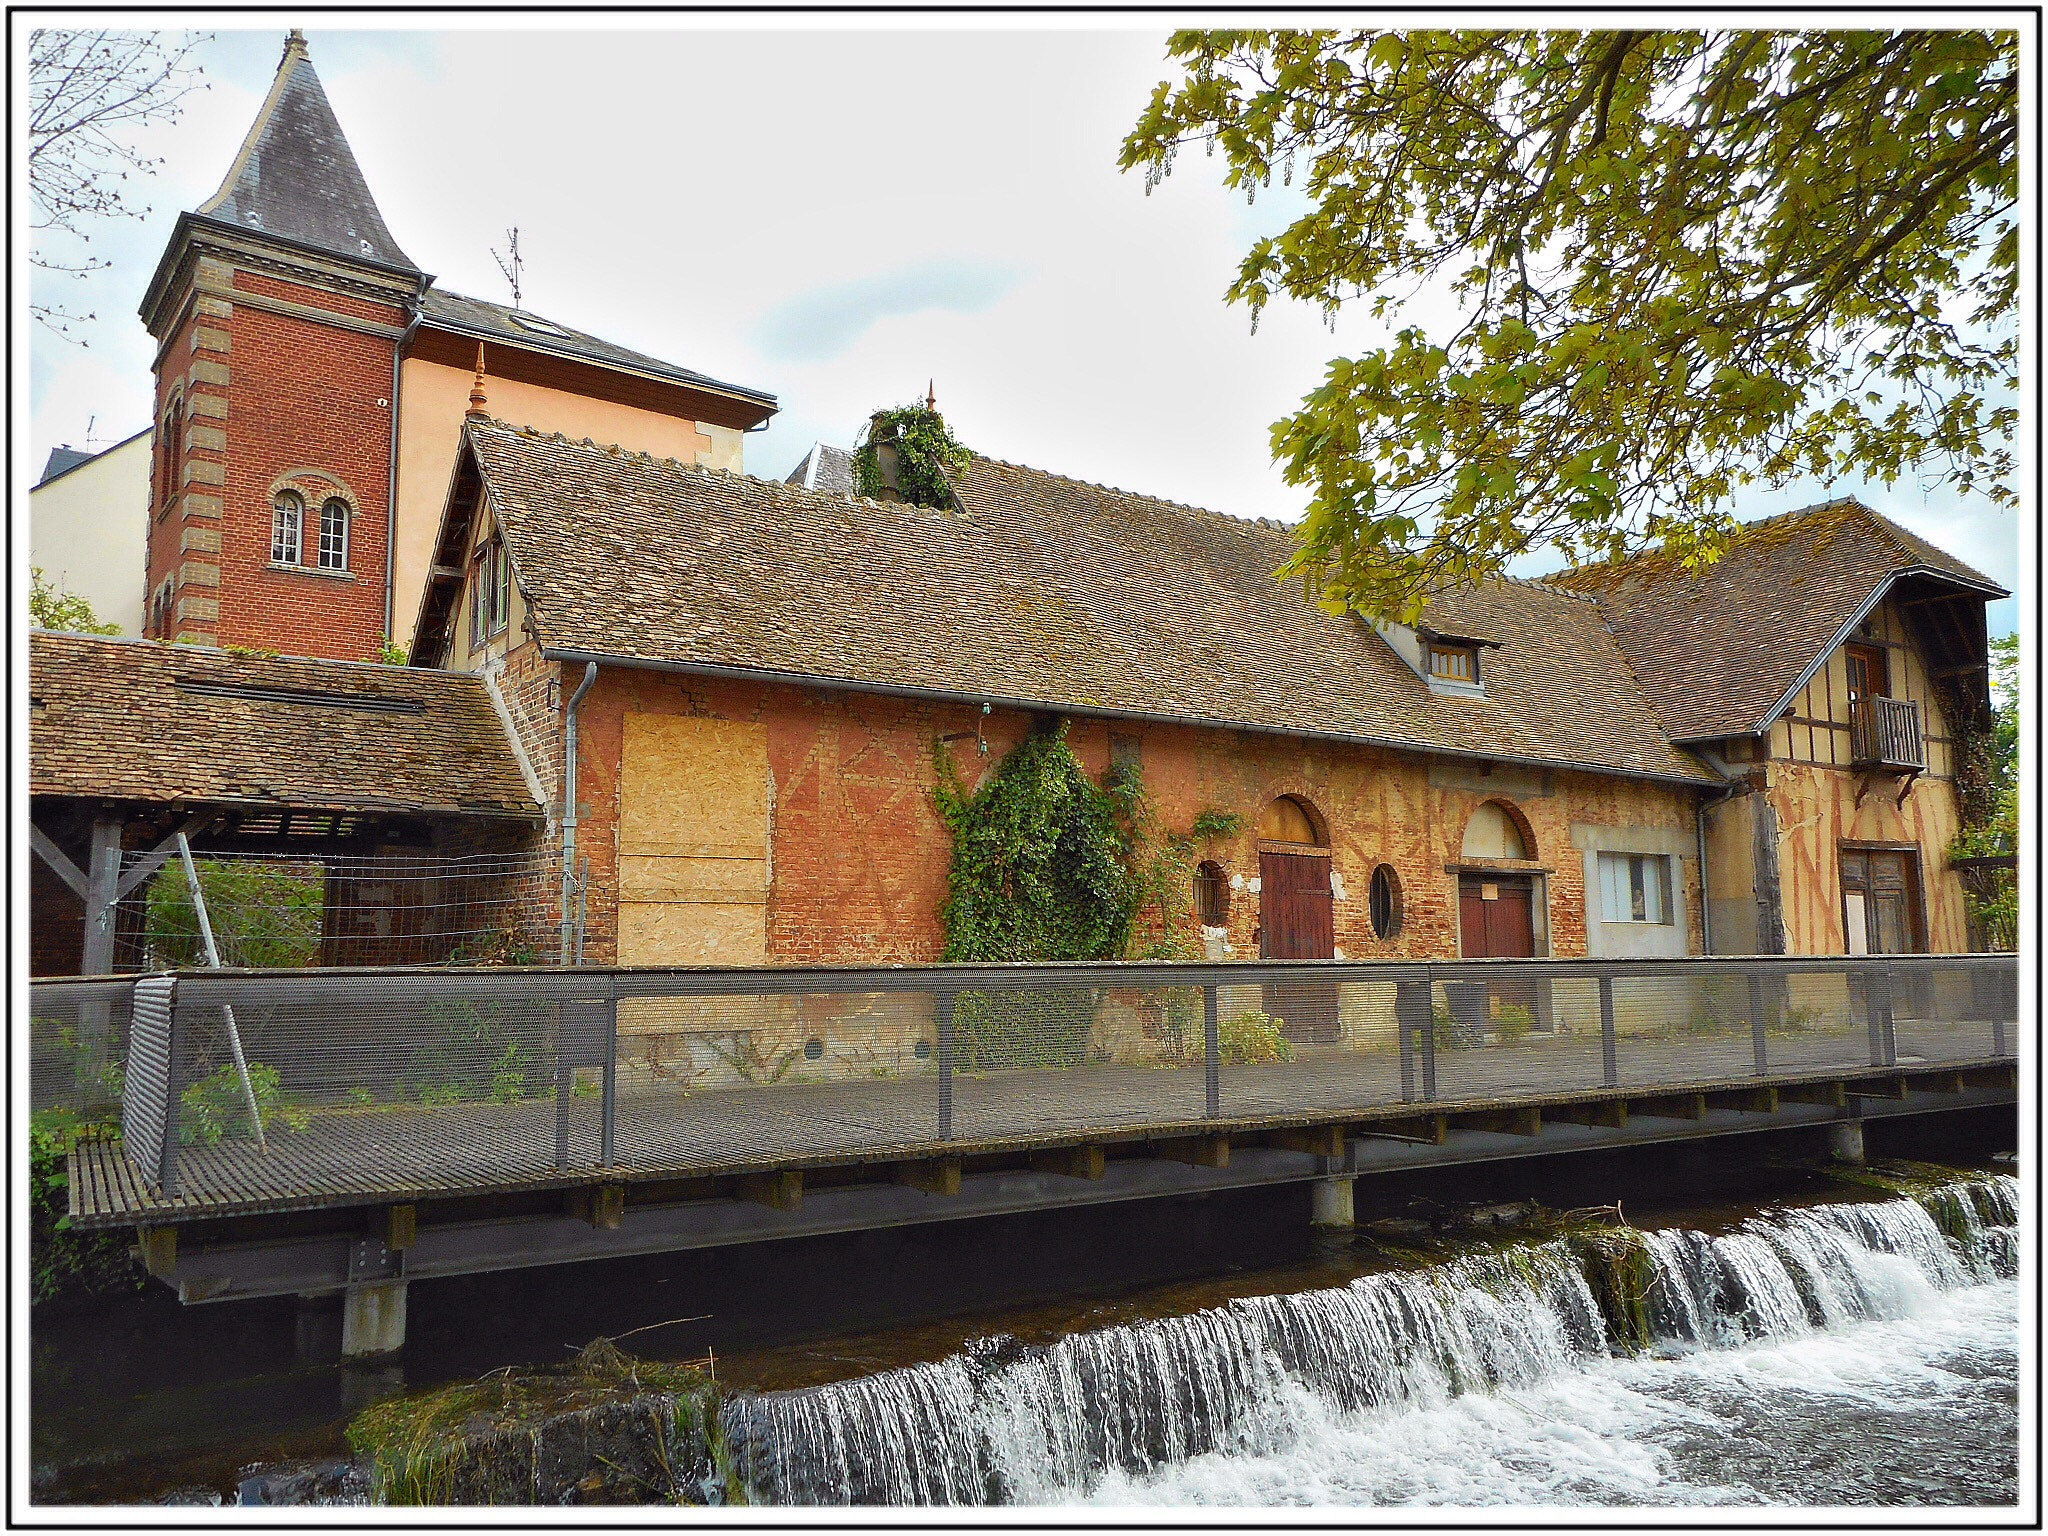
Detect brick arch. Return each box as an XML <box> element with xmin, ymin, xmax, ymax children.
<box><xmin>1462</xmin><ymin>797</ymin><xmax>1536</xmax><ymax>861</ymax></box>
<box><xmin>1258</xmin><ymin>790</ymin><xmax>1330</xmax><ymax>848</ymax></box>
<box><xmin>267</xmin><ymin>466</ymin><xmax>362</xmax><ymax>507</ymax></box>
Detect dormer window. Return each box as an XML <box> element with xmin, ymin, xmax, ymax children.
<box><xmin>1428</xmin><ymin>645</ymin><xmax>1478</xmax><ymax>684</ymax></box>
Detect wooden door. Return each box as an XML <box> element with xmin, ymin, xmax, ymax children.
<box><xmin>1260</xmin><ymin>850</ymin><xmax>1338</xmax><ymax>1041</ymax></box>
<box><xmin>1841</xmin><ymin>849</ymin><xmax>1921</xmax><ymax>955</ymax></box>
<box><xmin>1459</xmin><ymin>876</ymin><xmax>1536</xmax><ymax>958</ymax></box>
<box><xmin>1845</xmin><ymin>643</ymin><xmax>1890</xmax><ymax>707</ymax></box>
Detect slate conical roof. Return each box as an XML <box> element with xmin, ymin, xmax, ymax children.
<box><xmin>195</xmin><ymin>31</ymin><xmax>418</xmax><ymax>272</ymax></box>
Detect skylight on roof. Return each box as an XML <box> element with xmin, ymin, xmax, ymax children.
<box><xmin>508</xmin><ymin>311</ymin><xmax>574</xmax><ymax>339</ymax></box>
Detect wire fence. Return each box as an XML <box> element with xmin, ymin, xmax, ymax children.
<box><xmin>30</xmin><ymin>953</ymin><xmax>2018</xmax><ymax>1222</ymax></box>
<box><xmin>103</xmin><ymin>847</ymin><xmax>564</xmax><ymax>972</ymax></box>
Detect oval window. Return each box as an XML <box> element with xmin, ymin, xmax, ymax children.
<box><xmin>803</xmin><ymin>1038</ymin><xmax>824</xmax><ymax>1061</ymax></box>
<box><xmin>1369</xmin><ymin>864</ymin><xmax>1402</xmax><ymax>939</ymax></box>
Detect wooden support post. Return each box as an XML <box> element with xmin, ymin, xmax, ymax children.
<box><xmin>1030</xmin><ymin>1144</ymin><xmax>1106</xmax><ymax>1180</ymax></box>
<box><xmin>1732</xmin><ymin>1085</ymin><xmax>1779</xmax><ymax>1114</ymax></box>
<box><xmin>1555</xmin><ymin>1100</ymin><xmax>1628</xmax><ymax>1129</ymax></box>
<box><xmin>1271</xmin><ymin>1124</ymin><xmax>1346</xmax><ymax>1158</ymax></box>
<box><xmin>1780</xmin><ymin>1080</ymin><xmax>1848</xmax><ymax>1108</ymax></box>
<box><xmin>1637</xmin><ymin>1092</ymin><xmax>1707</xmax><ymax>1120</ymax></box>
<box><xmin>1849</xmin><ymin>1076</ymin><xmax>1909</xmax><ymax>1100</ymax></box>
<box><xmin>1508</xmin><ymin>1106</ymin><xmax>1542</xmax><ymax>1137</ymax></box>
<box><xmin>1158</xmin><ymin>1134</ymin><xmax>1229</xmax><ymax>1169</ymax></box>
<box><xmin>735</xmin><ymin>1170</ymin><xmax>803</xmax><ymax>1211</ymax></box>
<box><xmin>895</xmin><ymin>1157</ymin><xmax>963</xmax><ymax>1196</ymax></box>
<box><xmin>382</xmin><ymin>1204</ymin><xmax>417</xmax><ymax>1251</ymax></box>
<box><xmin>137</xmin><ymin>1224</ymin><xmax>177</xmax><ymax>1280</ymax></box>
<box><xmin>588</xmin><ymin>1183</ymin><xmax>626</xmax><ymax>1229</ymax></box>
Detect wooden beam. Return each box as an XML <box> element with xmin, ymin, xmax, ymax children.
<box><xmin>1553</xmin><ymin>1100</ymin><xmax>1628</xmax><ymax>1129</ymax></box>
<box><xmin>591</xmin><ymin>1182</ymin><xmax>626</xmax><ymax>1229</ymax></box>
<box><xmin>28</xmin><ymin>823</ymin><xmax>88</xmax><ymax>899</ymax></box>
<box><xmin>1849</xmin><ymin>1077</ymin><xmax>1909</xmax><ymax>1101</ymax></box>
<box><xmin>735</xmin><ymin>1170</ymin><xmax>803</xmax><ymax>1211</ymax></box>
<box><xmin>1157</xmin><ymin>1134</ymin><xmax>1230</xmax><ymax>1169</ymax></box>
<box><xmin>1270</xmin><ymin>1124</ymin><xmax>1346</xmax><ymax>1158</ymax></box>
<box><xmin>1030</xmin><ymin>1144</ymin><xmax>1106</xmax><ymax>1180</ymax></box>
<box><xmin>383</xmin><ymin>1204</ymin><xmax>418</xmax><ymax>1251</ymax></box>
<box><xmin>113</xmin><ymin>812</ymin><xmax>218</xmax><ymax>901</ymax></box>
<box><xmin>895</xmin><ymin>1157</ymin><xmax>962</xmax><ymax>1196</ymax></box>
<box><xmin>1779</xmin><ymin>1080</ymin><xmax>1848</xmax><ymax>1109</ymax></box>
<box><xmin>1729</xmin><ymin>1086</ymin><xmax>1779</xmax><ymax>1114</ymax></box>
<box><xmin>137</xmin><ymin>1224</ymin><xmax>177</xmax><ymax>1280</ymax></box>
<box><xmin>1635</xmin><ymin>1092</ymin><xmax>1708</xmax><ymax>1120</ymax></box>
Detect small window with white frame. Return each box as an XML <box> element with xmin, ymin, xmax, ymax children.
<box><xmin>1598</xmin><ymin>851</ymin><xmax>1671</xmax><ymax>924</ymax></box>
<box><xmin>271</xmin><ymin>490</ymin><xmax>304</xmax><ymax>565</ymax></box>
<box><xmin>470</xmin><ymin>535</ymin><xmax>510</xmax><ymax>648</ymax></box>
<box><xmin>316</xmin><ymin>497</ymin><xmax>350</xmax><ymax>571</ymax></box>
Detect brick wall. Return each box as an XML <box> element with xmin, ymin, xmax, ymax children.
<box><xmin>559</xmin><ymin>668</ymin><xmax>1705</xmax><ymax>967</ymax></box>
<box><xmin>144</xmin><ymin>259</ymin><xmax>405</xmax><ymax>660</ymax></box>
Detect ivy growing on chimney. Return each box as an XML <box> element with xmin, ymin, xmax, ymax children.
<box><xmin>853</xmin><ymin>402</ymin><xmax>969</xmax><ymax>510</ymax></box>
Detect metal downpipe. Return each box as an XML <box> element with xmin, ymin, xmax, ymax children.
<box><xmin>560</xmin><ymin>661</ymin><xmax>598</xmax><ymax>965</ymax></box>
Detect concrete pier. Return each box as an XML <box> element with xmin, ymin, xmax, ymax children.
<box><xmin>1829</xmin><ymin>1119</ymin><xmax>1867</xmax><ymax>1166</ymax></box>
<box><xmin>341</xmin><ymin>1280</ymin><xmax>407</xmax><ymax>1358</ymax></box>
<box><xmin>1311</xmin><ymin>1175</ymin><xmax>1356</xmax><ymax>1228</ymax></box>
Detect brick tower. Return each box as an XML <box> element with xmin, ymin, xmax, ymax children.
<box><xmin>138</xmin><ymin>30</ymin><xmax>428</xmax><ymax>659</ymax></box>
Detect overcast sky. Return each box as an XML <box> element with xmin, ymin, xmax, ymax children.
<box><xmin>22</xmin><ymin>19</ymin><xmax>2021</xmax><ymax>633</ymax></box>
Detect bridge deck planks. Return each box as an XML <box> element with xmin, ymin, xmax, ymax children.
<box><xmin>72</xmin><ymin>1019</ymin><xmax>2009</xmax><ymax>1227</ymax></box>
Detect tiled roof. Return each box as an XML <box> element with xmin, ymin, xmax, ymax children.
<box><xmin>1552</xmin><ymin>498</ymin><xmax>2007</xmax><ymax>741</ymax></box>
<box><xmin>29</xmin><ymin>633</ymin><xmax>539</xmax><ymax>818</ymax></box>
<box><xmin>194</xmin><ymin>35</ymin><xmax>418</xmax><ymax>272</ymax></box>
<box><xmin>420</xmin><ymin>289</ymin><xmax>777</xmax><ymax>409</ymax></box>
<box><xmin>783</xmin><ymin>442</ymin><xmax>855</xmax><ymax>494</ymax></box>
<box><xmin>463</xmin><ymin>421</ymin><xmax>1713</xmax><ymax>783</ymax></box>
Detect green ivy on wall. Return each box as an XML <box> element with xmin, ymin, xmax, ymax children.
<box><xmin>852</xmin><ymin>402</ymin><xmax>970</xmax><ymax>510</ymax></box>
<box><xmin>934</xmin><ymin>722</ymin><xmax>1135</xmax><ymax>963</ymax></box>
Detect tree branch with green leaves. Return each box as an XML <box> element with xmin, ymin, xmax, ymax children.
<box><xmin>1121</xmin><ymin>29</ymin><xmax>2017</xmax><ymax>620</ymax></box>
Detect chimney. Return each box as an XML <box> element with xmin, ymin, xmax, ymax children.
<box><xmin>867</xmin><ymin>410</ymin><xmax>904</xmax><ymax>502</ymax></box>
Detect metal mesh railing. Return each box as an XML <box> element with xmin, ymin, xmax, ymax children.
<box><xmin>105</xmin><ymin>847</ymin><xmax>561</xmax><ymax>971</ymax></box>
<box><xmin>28</xmin><ymin>954</ymin><xmax>2018</xmax><ymax>1216</ymax></box>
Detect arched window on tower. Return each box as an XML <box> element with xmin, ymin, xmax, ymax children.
<box><xmin>271</xmin><ymin>490</ymin><xmax>305</xmax><ymax>566</ymax></box>
<box><xmin>157</xmin><ymin>396</ymin><xmax>182</xmax><ymax>514</ymax></box>
<box><xmin>317</xmin><ymin>497</ymin><xmax>350</xmax><ymax>571</ymax></box>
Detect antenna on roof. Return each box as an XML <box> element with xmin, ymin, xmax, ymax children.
<box><xmin>492</xmin><ymin>226</ymin><xmax>524</xmax><ymax>310</ymax></box>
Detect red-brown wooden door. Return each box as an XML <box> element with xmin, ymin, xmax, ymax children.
<box><xmin>1260</xmin><ymin>851</ymin><xmax>1338</xmax><ymax>1042</ymax></box>
<box><xmin>1459</xmin><ymin>876</ymin><xmax>1536</xmax><ymax>958</ymax></box>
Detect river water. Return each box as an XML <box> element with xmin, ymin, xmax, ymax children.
<box><xmin>33</xmin><ymin>1164</ymin><xmax>2022</xmax><ymax>1508</ymax></box>
<box><xmin>720</xmin><ymin>1174</ymin><xmax>2020</xmax><ymax>1507</ymax></box>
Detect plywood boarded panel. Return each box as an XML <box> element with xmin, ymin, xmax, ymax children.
<box><xmin>620</xmin><ymin>713</ymin><xmax>769</xmax><ymax>965</ymax></box>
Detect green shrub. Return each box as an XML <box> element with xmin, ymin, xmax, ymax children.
<box><xmin>145</xmin><ymin>859</ymin><xmax>324</xmax><ymax>967</ymax></box>
<box><xmin>179</xmin><ymin>1061</ymin><xmax>309</xmax><ymax>1145</ymax></box>
<box><xmin>1219</xmin><ymin>1009</ymin><xmax>1293</xmax><ymax>1065</ymax></box>
<box><xmin>1493</xmin><ymin>1003</ymin><xmax>1536</xmax><ymax>1042</ymax></box>
<box><xmin>399</xmin><ymin>1000</ymin><xmax>539</xmax><ymax>1106</ymax></box>
<box><xmin>29</xmin><ymin>1107</ymin><xmax>144</xmax><ymax>1305</ymax></box>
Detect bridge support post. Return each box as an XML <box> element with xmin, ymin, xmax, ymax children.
<box><xmin>1311</xmin><ymin>1175</ymin><xmax>1355</xmax><ymax>1229</ymax></box>
<box><xmin>1829</xmin><ymin>1119</ymin><xmax>1866</xmax><ymax>1166</ymax></box>
<box><xmin>341</xmin><ymin>1280</ymin><xmax>407</xmax><ymax>1359</ymax></box>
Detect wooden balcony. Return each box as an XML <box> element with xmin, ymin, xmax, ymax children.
<box><xmin>1850</xmin><ymin>695</ymin><xmax>1926</xmax><ymax>771</ymax></box>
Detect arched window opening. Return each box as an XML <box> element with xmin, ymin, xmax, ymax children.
<box><xmin>317</xmin><ymin>497</ymin><xmax>350</xmax><ymax>571</ymax></box>
<box><xmin>1258</xmin><ymin>794</ymin><xmax>1325</xmax><ymax>846</ymax></box>
<box><xmin>270</xmin><ymin>490</ymin><xmax>305</xmax><ymax>566</ymax></box>
<box><xmin>1461</xmin><ymin>801</ymin><xmax>1531</xmax><ymax>861</ymax></box>
<box><xmin>1369</xmin><ymin>864</ymin><xmax>1402</xmax><ymax>939</ymax></box>
<box><xmin>157</xmin><ymin>397</ymin><xmax>182</xmax><ymax>513</ymax></box>
<box><xmin>1193</xmin><ymin>860</ymin><xmax>1231</xmax><ymax>926</ymax></box>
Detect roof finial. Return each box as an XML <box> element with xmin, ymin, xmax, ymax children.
<box><xmin>283</xmin><ymin>28</ymin><xmax>308</xmax><ymax>63</ymax></box>
<box><xmin>466</xmin><ymin>342</ymin><xmax>490</xmax><ymax>421</ymax></box>
<box><xmin>926</xmin><ymin>378</ymin><xmax>937</xmax><ymax>413</ymax></box>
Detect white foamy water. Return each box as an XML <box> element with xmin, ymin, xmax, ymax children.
<box><xmin>722</xmin><ymin>1176</ymin><xmax>2019</xmax><ymax>1508</ymax></box>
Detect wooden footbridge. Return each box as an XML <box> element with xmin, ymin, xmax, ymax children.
<box><xmin>34</xmin><ymin>954</ymin><xmax>2017</xmax><ymax>1356</ymax></box>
